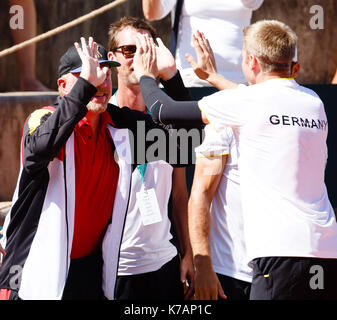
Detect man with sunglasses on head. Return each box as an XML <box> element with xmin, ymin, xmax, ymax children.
<box><xmin>103</xmin><ymin>16</ymin><xmax>195</xmax><ymax>300</ymax></box>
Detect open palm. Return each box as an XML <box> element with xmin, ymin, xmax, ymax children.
<box><xmin>74</xmin><ymin>37</ymin><xmax>108</xmax><ymax>87</ymax></box>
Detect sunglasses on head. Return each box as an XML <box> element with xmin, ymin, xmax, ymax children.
<box><xmin>112</xmin><ymin>45</ymin><xmax>137</xmax><ymax>58</ymax></box>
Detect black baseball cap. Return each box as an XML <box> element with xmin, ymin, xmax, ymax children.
<box><xmin>58</xmin><ymin>42</ymin><xmax>120</xmax><ymax>78</ymax></box>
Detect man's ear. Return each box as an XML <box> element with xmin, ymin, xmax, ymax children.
<box><xmin>291</xmin><ymin>62</ymin><xmax>300</xmax><ymax>78</ymax></box>
<box><xmin>57</xmin><ymin>77</ymin><xmax>67</xmax><ymax>96</ymax></box>
<box><xmin>108</xmin><ymin>51</ymin><xmax>117</xmax><ymax>61</ymax></box>
<box><xmin>249</xmin><ymin>55</ymin><xmax>259</xmax><ymax>71</ymax></box>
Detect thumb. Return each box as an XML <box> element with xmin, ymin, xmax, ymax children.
<box><xmin>101</xmin><ymin>66</ymin><xmax>109</xmax><ymax>75</ymax></box>
<box><xmin>218</xmin><ymin>284</ymin><xmax>227</xmax><ymax>300</ymax></box>
<box><xmin>185</xmin><ymin>53</ymin><xmax>197</xmax><ymax>69</ymax></box>
<box><xmin>180</xmin><ymin>273</ymin><xmax>186</xmax><ymax>284</ymax></box>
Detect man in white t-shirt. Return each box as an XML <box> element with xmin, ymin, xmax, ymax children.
<box><xmin>142</xmin><ymin>0</ymin><xmax>263</xmax><ymax>87</ymax></box>
<box><xmin>190</xmin><ymin>125</ymin><xmax>252</xmax><ymax>300</ymax></box>
<box><xmin>106</xmin><ymin>16</ymin><xmax>194</xmax><ymax>300</ymax></box>
<box><xmin>133</xmin><ymin>20</ymin><xmax>337</xmax><ymax>299</ymax></box>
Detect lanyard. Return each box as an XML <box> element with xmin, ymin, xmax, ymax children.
<box><xmin>113</xmin><ymin>90</ymin><xmax>150</xmax><ymax>184</ymax></box>
<box><xmin>137</xmin><ymin>108</ymin><xmax>151</xmax><ymax>184</ymax></box>
<box><xmin>137</xmin><ymin>163</ymin><xmax>147</xmax><ymax>184</ymax></box>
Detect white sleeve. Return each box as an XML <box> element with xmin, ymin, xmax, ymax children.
<box><xmin>195</xmin><ymin>125</ymin><xmax>231</xmax><ymax>158</ymax></box>
<box><xmin>157</xmin><ymin>0</ymin><xmax>177</xmax><ymax>19</ymax></box>
<box><xmin>198</xmin><ymin>84</ymin><xmax>249</xmax><ymax>132</ymax></box>
<box><xmin>241</xmin><ymin>0</ymin><xmax>264</xmax><ymax>10</ymax></box>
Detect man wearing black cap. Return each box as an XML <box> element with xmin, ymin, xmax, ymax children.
<box><xmin>0</xmin><ymin>34</ymin><xmax>193</xmax><ymax>300</ymax></box>
<box><xmin>0</xmin><ymin>37</ymin><xmax>121</xmax><ymax>300</ymax></box>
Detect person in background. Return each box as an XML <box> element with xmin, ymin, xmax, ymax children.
<box><xmin>9</xmin><ymin>0</ymin><xmax>50</xmax><ymax>91</ymax></box>
<box><xmin>142</xmin><ymin>0</ymin><xmax>264</xmax><ymax>87</ymax></box>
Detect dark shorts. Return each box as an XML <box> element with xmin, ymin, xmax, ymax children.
<box><xmin>62</xmin><ymin>249</ymin><xmax>106</xmax><ymax>300</ymax></box>
<box><xmin>250</xmin><ymin>256</ymin><xmax>337</xmax><ymax>300</ymax></box>
<box><xmin>216</xmin><ymin>273</ymin><xmax>251</xmax><ymax>300</ymax></box>
<box><xmin>115</xmin><ymin>255</ymin><xmax>184</xmax><ymax>300</ymax></box>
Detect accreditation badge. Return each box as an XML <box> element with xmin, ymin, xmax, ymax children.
<box><xmin>136</xmin><ymin>186</ymin><xmax>162</xmax><ymax>226</ymax></box>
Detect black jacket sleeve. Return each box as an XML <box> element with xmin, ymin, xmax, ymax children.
<box><xmin>23</xmin><ymin>77</ymin><xmax>97</xmax><ymax>174</ymax></box>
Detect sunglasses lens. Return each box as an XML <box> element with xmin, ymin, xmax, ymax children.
<box><xmin>122</xmin><ymin>45</ymin><xmax>136</xmax><ymax>57</ymax></box>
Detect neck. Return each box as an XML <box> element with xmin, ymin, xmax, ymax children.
<box><xmin>114</xmin><ymin>81</ymin><xmax>146</xmax><ymax>112</ymax></box>
<box><xmin>253</xmin><ymin>71</ymin><xmax>293</xmax><ymax>85</ymax></box>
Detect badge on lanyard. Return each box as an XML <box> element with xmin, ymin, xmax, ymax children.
<box><xmin>136</xmin><ymin>164</ymin><xmax>162</xmax><ymax>226</ymax></box>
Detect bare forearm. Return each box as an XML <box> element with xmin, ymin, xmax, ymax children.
<box><xmin>142</xmin><ymin>0</ymin><xmax>164</xmax><ymax>21</ymax></box>
<box><xmin>207</xmin><ymin>73</ymin><xmax>238</xmax><ymax>91</ymax></box>
<box><xmin>188</xmin><ymin>192</ymin><xmax>212</xmax><ymax>265</ymax></box>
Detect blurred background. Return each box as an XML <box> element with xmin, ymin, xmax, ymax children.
<box><xmin>0</xmin><ymin>0</ymin><xmax>336</xmax><ymax>92</ymax></box>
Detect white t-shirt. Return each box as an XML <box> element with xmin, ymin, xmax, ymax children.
<box><xmin>198</xmin><ymin>79</ymin><xmax>337</xmax><ymax>263</ymax></box>
<box><xmin>118</xmin><ymin>161</ymin><xmax>178</xmax><ymax>275</ymax></box>
<box><xmin>195</xmin><ymin>125</ymin><xmax>252</xmax><ymax>282</ymax></box>
<box><xmin>157</xmin><ymin>0</ymin><xmax>264</xmax><ymax>87</ymax></box>
<box><xmin>110</xmin><ymin>93</ymin><xmax>177</xmax><ymax>275</ymax></box>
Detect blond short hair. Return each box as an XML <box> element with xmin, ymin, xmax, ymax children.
<box><xmin>243</xmin><ymin>20</ymin><xmax>298</xmax><ymax>73</ymax></box>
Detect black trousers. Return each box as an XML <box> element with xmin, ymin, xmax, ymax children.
<box><xmin>250</xmin><ymin>256</ymin><xmax>337</xmax><ymax>300</ymax></box>
<box><xmin>62</xmin><ymin>249</ymin><xmax>106</xmax><ymax>300</ymax></box>
<box><xmin>115</xmin><ymin>255</ymin><xmax>184</xmax><ymax>300</ymax></box>
<box><xmin>217</xmin><ymin>273</ymin><xmax>251</xmax><ymax>300</ymax></box>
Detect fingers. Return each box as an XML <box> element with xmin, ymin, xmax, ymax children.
<box><xmin>136</xmin><ymin>33</ymin><xmax>156</xmax><ymax>63</ymax></box>
<box><xmin>149</xmin><ymin>36</ymin><xmax>156</xmax><ymax>62</ymax></box>
<box><xmin>218</xmin><ymin>283</ymin><xmax>227</xmax><ymax>300</ymax></box>
<box><xmin>74</xmin><ymin>41</ymin><xmax>84</xmax><ymax>60</ymax></box>
<box><xmin>185</xmin><ymin>53</ymin><xmax>197</xmax><ymax>68</ymax></box>
<box><xmin>74</xmin><ymin>37</ymin><xmax>97</xmax><ymax>60</ymax></box>
<box><xmin>80</xmin><ymin>37</ymin><xmax>90</xmax><ymax>56</ymax></box>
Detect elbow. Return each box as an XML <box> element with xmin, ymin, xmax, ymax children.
<box><xmin>144</xmin><ymin>14</ymin><xmax>161</xmax><ymax>22</ymax></box>
<box><xmin>142</xmin><ymin>6</ymin><xmax>164</xmax><ymax>21</ymax></box>
<box><xmin>143</xmin><ymin>12</ymin><xmax>157</xmax><ymax>21</ymax></box>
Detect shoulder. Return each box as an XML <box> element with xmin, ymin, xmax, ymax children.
<box><xmin>27</xmin><ymin>106</ymin><xmax>55</xmax><ymax>135</ymax></box>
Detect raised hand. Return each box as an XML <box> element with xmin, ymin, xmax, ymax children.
<box><xmin>74</xmin><ymin>37</ymin><xmax>109</xmax><ymax>87</ymax></box>
<box><xmin>156</xmin><ymin>37</ymin><xmax>177</xmax><ymax>81</ymax></box>
<box><xmin>186</xmin><ymin>31</ymin><xmax>238</xmax><ymax>90</ymax></box>
<box><xmin>185</xmin><ymin>30</ymin><xmax>217</xmax><ymax>81</ymax></box>
<box><xmin>133</xmin><ymin>33</ymin><xmax>159</xmax><ymax>82</ymax></box>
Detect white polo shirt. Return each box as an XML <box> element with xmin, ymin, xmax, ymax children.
<box><xmin>198</xmin><ymin>79</ymin><xmax>337</xmax><ymax>263</ymax></box>
<box><xmin>195</xmin><ymin>125</ymin><xmax>252</xmax><ymax>282</ymax></box>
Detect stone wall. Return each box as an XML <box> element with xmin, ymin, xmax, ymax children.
<box><xmin>0</xmin><ymin>92</ymin><xmax>58</xmax><ymax>201</ymax></box>
<box><xmin>251</xmin><ymin>0</ymin><xmax>337</xmax><ymax>84</ymax></box>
